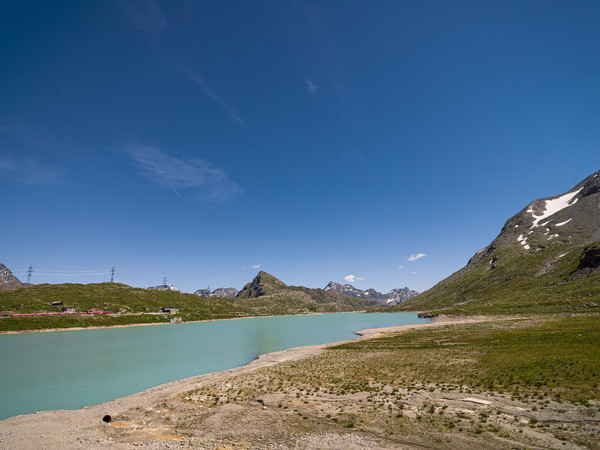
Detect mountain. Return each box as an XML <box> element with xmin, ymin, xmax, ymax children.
<box><xmin>147</xmin><ymin>284</ymin><xmax>183</xmax><ymax>293</ymax></box>
<box><xmin>386</xmin><ymin>287</ymin><xmax>421</xmax><ymax>304</ymax></box>
<box><xmin>324</xmin><ymin>282</ymin><xmax>365</xmax><ymax>298</ymax></box>
<box><xmin>396</xmin><ymin>170</ymin><xmax>600</xmax><ymax>314</ymax></box>
<box><xmin>324</xmin><ymin>281</ymin><xmax>418</xmax><ymax>305</ymax></box>
<box><xmin>212</xmin><ymin>287</ymin><xmax>238</xmax><ymax>298</ymax></box>
<box><xmin>237</xmin><ymin>271</ymin><xmax>288</xmax><ymax>298</ymax></box>
<box><xmin>235</xmin><ymin>271</ymin><xmax>380</xmax><ymax>309</ymax></box>
<box><xmin>0</xmin><ymin>264</ymin><xmax>25</xmax><ymax>291</ymax></box>
<box><xmin>194</xmin><ymin>287</ymin><xmax>238</xmax><ymax>298</ymax></box>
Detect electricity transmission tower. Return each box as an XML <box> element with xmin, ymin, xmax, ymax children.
<box><xmin>110</xmin><ymin>267</ymin><xmax>115</xmax><ymax>282</ymax></box>
<box><xmin>27</xmin><ymin>265</ymin><xmax>33</xmax><ymax>284</ymax></box>
<box><xmin>163</xmin><ymin>277</ymin><xmax>168</xmax><ymax>287</ymax></box>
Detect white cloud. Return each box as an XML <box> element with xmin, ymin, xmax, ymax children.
<box><xmin>344</xmin><ymin>275</ymin><xmax>364</xmax><ymax>283</ymax></box>
<box><xmin>408</xmin><ymin>253</ymin><xmax>427</xmax><ymax>262</ymax></box>
<box><xmin>124</xmin><ymin>142</ymin><xmax>242</xmax><ymax>201</ymax></box>
<box><xmin>304</xmin><ymin>79</ymin><xmax>317</xmax><ymax>96</ymax></box>
<box><xmin>412</xmin><ymin>272</ymin><xmax>418</xmax><ymax>275</ymax></box>
<box><xmin>397</xmin><ymin>265</ymin><xmax>404</xmax><ymax>270</ymax></box>
<box><xmin>250</xmin><ymin>264</ymin><xmax>260</xmax><ymax>269</ymax></box>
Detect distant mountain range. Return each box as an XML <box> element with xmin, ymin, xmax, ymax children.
<box><xmin>190</xmin><ymin>275</ymin><xmax>418</xmax><ymax>305</ymax></box>
<box><xmin>0</xmin><ymin>262</ymin><xmax>417</xmax><ymax>307</ymax></box>
<box><xmin>231</xmin><ymin>271</ymin><xmax>379</xmax><ymax>309</ymax></box>
<box><xmin>324</xmin><ymin>282</ymin><xmax>418</xmax><ymax>305</ymax></box>
<box><xmin>396</xmin><ymin>169</ymin><xmax>600</xmax><ymax>314</ymax></box>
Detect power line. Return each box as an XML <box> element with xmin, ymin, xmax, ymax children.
<box><xmin>21</xmin><ymin>272</ymin><xmax>110</xmax><ymax>277</ymax></box>
<box><xmin>15</xmin><ymin>269</ymin><xmax>110</xmax><ymax>275</ymax></box>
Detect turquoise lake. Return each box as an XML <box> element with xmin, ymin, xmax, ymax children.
<box><xmin>0</xmin><ymin>312</ymin><xmax>428</xmax><ymax>420</ymax></box>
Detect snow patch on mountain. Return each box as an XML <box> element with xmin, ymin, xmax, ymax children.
<box><xmin>528</xmin><ymin>188</ymin><xmax>582</xmax><ymax>228</ymax></box>
<box><xmin>556</xmin><ymin>218</ymin><xmax>572</xmax><ymax>227</ymax></box>
<box><xmin>147</xmin><ymin>284</ymin><xmax>182</xmax><ymax>293</ymax></box>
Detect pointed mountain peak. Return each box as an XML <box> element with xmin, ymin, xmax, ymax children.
<box><xmin>574</xmin><ymin>169</ymin><xmax>600</xmax><ymax>198</ymax></box>
<box><xmin>0</xmin><ymin>263</ymin><xmax>25</xmax><ymax>291</ymax></box>
<box><xmin>236</xmin><ymin>271</ymin><xmax>287</xmax><ymax>298</ymax></box>
<box><xmin>401</xmin><ymin>170</ymin><xmax>600</xmax><ymax>314</ymax></box>
<box><xmin>470</xmin><ymin>169</ymin><xmax>600</xmax><ymax>260</ymax></box>
<box><xmin>324</xmin><ymin>281</ymin><xmax>342</xmax><ymax>291</ymax></box>
<box><xmin>255</xmin><ymin>271</ymin><xmax>285</xmax><ymax>284</ymax></box>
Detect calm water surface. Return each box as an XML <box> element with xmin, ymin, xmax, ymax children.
<box><xmin>0</xmin><ymin>312</ymin><xmax>427</xmax><ymax>420</ymax></box>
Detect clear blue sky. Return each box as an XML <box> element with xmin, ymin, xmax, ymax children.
<box><xmin>1</xmin><ymin>0</ymin><xmax>598</xmax><ymax>293</ymax></box>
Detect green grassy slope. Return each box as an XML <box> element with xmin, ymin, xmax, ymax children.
<box><xmin>393</xmin><ymin>242</ymin><xmax>600</xmax><ymax>315</ymax></box>
<box><xmin>0</xmin><ymin>280</ymin><xmax>377</xmax><ymax>332</ymax></box>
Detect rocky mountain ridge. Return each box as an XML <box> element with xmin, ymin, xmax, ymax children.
<box><xmin>231</xmin><ymin>271</ymin><xmax>380</xmax><ymax>309</ymax></box>
<box><xmin>397</xmin><ymin>169</ymin><xmax>600</xmax><ymax>314</ymax></box>
<box><xmin>190</xmin><ymin>275</ymin><xmax>418</xmax><ymax>304</ymax></box>
<box><xmin>146</xmin><ymin>284</ymin><xmax>183</xmax><ymax>293</ymax></box>
<box><xmin>468</xmin><ymin>170</ymin><xmax>600</xmax><ymax>268</ymax></box>
<box><xmin>194</xmin><ymin>287</ymin><xmax>238</xmax><ymax>298</ymax></box>
<box><xmin>0</xmin><ymin>264</ymin><xmax>25</xmax><ymax>291</ymax></box>
<box><xmin>324</xmin><ymin>281</ymin><xmax>418</xmax><ymax>305</ymax></box>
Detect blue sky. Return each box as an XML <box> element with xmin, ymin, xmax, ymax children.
<box><xmin>1</xmin><ymin>0</ymin><xmax>599</xmax><ymax>293</ymax></box>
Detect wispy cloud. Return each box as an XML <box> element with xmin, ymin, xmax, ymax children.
<box><xmin>251</xmin><ymin>264</ymin><xmax>261</xmax><ymax>269</ymax></box>
<box><xmin>123</xmin><ymin>142</ymin><xmax>242</xmax><ymax>201</ymax></box>
<box><xmin>344</xmin><ymin>274</ymin><xmax>364</xmax><ymax>283</ymax></box>
<box><xmin>115</xmin><ymin>0</ymin><xmax>166</xmax><ymax>32</ymax></box>
<box><xmin>304</xmin><ymin>79</ymin><xmax>317</xmax><ymax>96</ymax></box>
<box><xmin>408</xmin><ymin>253</ymin><xmax>427</xmax><ymax>262</ymax></box>
<box><xmin>397</xmin><ymin>265</ymin><xmax>404</xmax><ymax>270</ymax></box>
<box><xmin>181</xmin><ymin>68</ymin><xmax>245</xmax><ymax>126</ymax></box>
<box><xmin>0</xmin><ymin>155</ymin><xmax>67</xmax><ymax>185</ymax></box>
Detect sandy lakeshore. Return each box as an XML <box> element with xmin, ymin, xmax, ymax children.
<box><xmin>1</xmin><ymin>314</ymin><xmax>595</xmax><ymax>449</ymax></box>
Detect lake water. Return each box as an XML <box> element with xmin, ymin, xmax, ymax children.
<box><xmin>0</xmin><ymin>312</ymin><xmax>427</xmax><ymax>420</ymax></box>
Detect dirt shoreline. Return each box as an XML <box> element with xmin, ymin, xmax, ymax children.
<box><xmin>0</xmin><ymin>315</ymin><xmax>495</xmax><ymax>449</ymax></box>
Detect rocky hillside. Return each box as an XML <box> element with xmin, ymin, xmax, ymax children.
<box><xmin>324</xmin><ymin>281</ymin><xmax>418</xmax><ymax>305</ymax></box>
<box><xmin>396</xmin><ymin>170</ymin><xmax>600</xmax><ymax>314</ymax></box>
<box><xmin>237</xmin><ymin>272</ymin><xmax>288</xmax><ymax>298</ymax></box>
<box><xmin>0</xmin><ymin>264</ymin><xmax>25</xmax><ymax>291</ymax></box>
